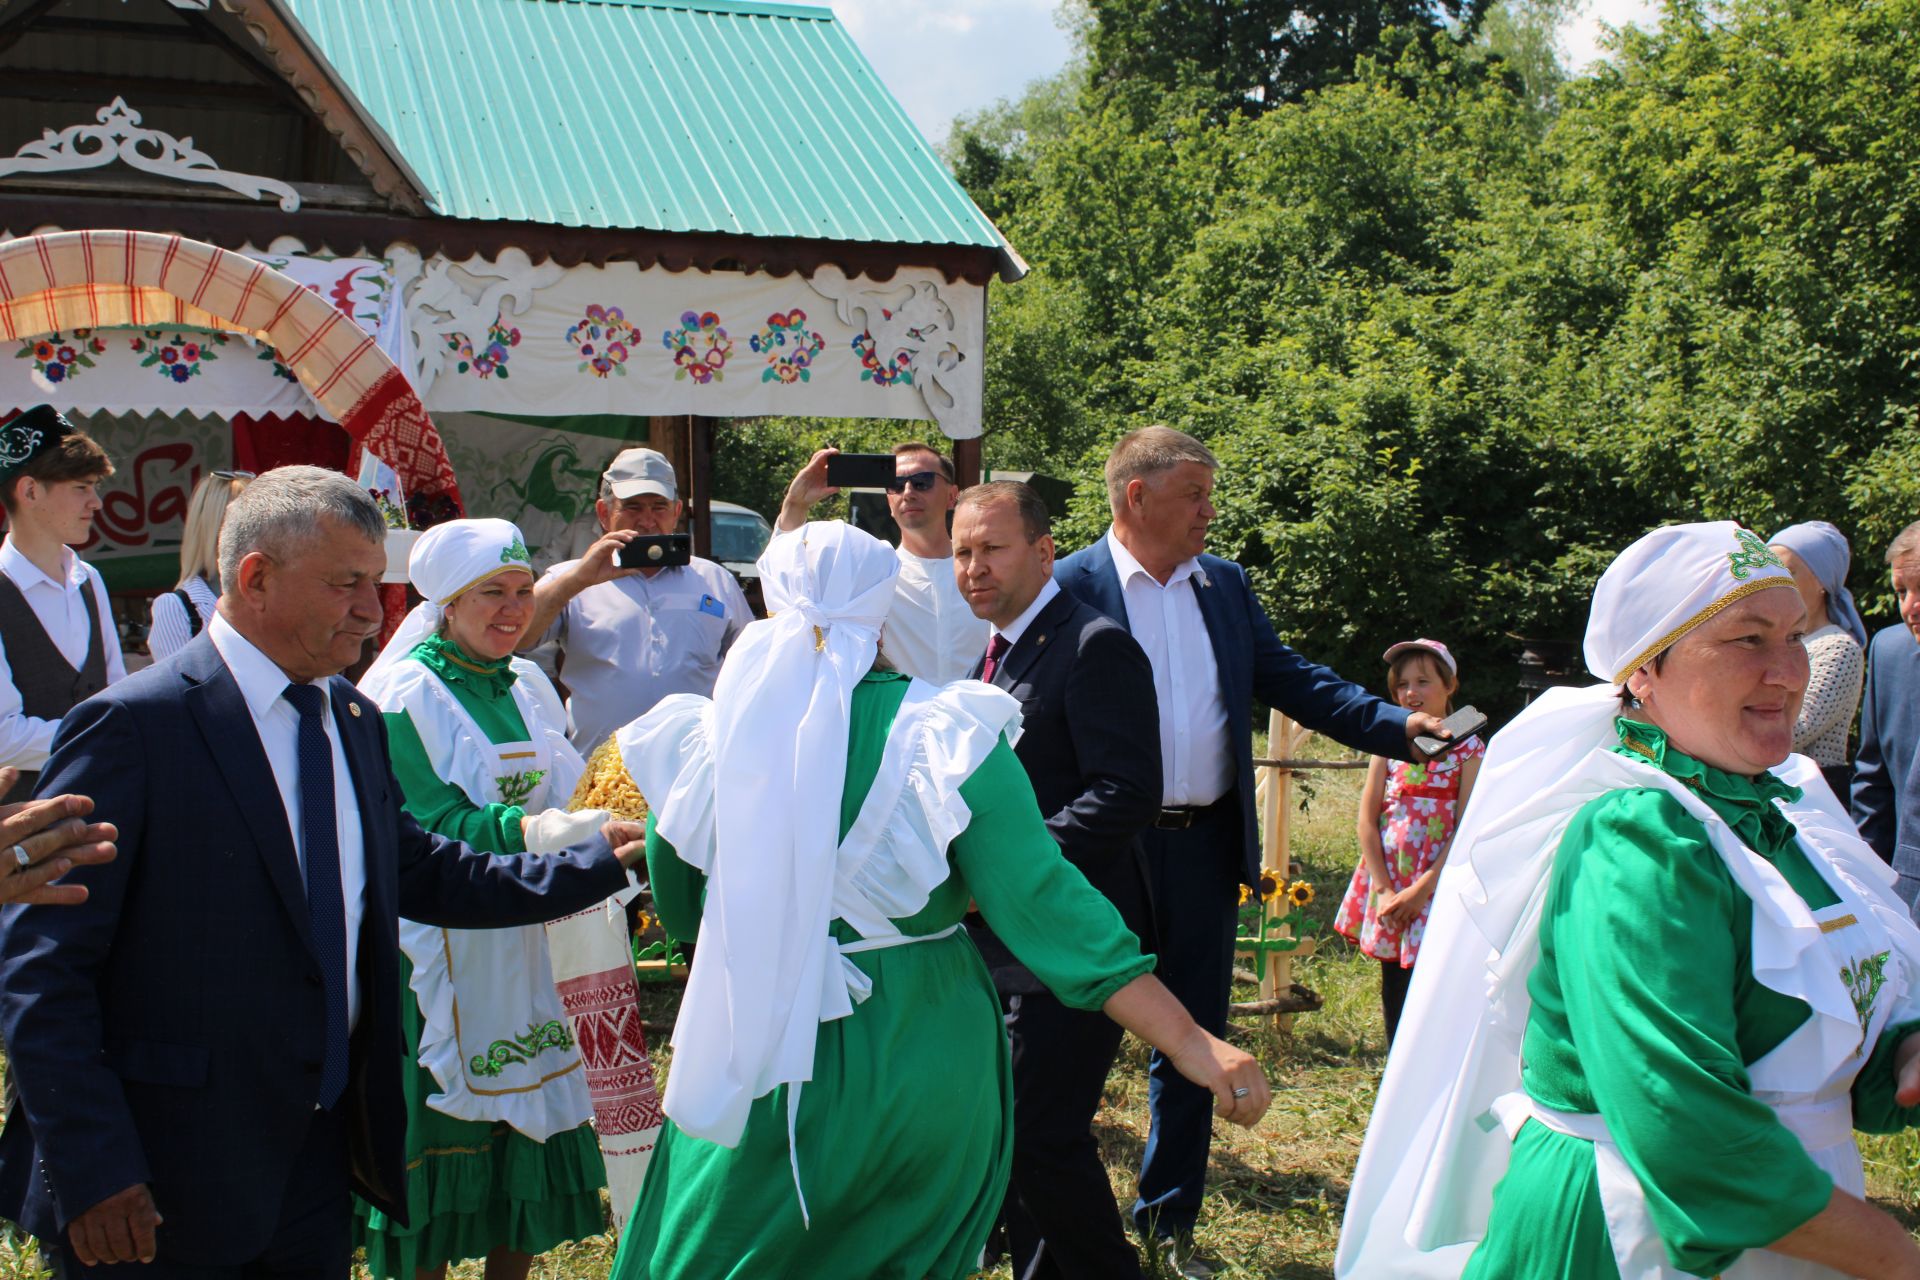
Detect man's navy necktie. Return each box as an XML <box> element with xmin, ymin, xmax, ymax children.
<box><xmin>981</xmin><ymin>632</ymin><xmax>1011</xmax><ymax>684</ymax></box>
<box><xmin>284</xmin><ymin>682</ymin><xmax>349</xmax><ymax>1111</ymax></box>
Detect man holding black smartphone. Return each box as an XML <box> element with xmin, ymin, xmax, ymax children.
<box><xmin>522</xmin><ymin>447</ymin><xmax>750</xmax><ymax>755</ymax></box>
<box><xmin>776</xmin><ymin>442</ymin><xmax>988</xmax><ymax>682</ymax></box>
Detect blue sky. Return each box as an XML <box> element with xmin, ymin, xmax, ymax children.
<box><xmin>831</xmin><ymin>0</ymin><xmax>1664</xmax><ymax>147</ymax></box>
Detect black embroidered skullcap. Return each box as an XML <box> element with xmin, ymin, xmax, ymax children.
<box><xmin>0</xmin><ymin>405</ymin><xmax>75</xmax><ymax>481</ymax></box>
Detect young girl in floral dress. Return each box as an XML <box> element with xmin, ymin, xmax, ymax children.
<box><xmin>1334</xmin><ymin>639</ymin><xmax>1483</xmax><ymax>1046</ymax></box>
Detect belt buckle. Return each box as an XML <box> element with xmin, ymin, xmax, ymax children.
<box><xmin>1155</xmin><ymin>807</ymin><xmax>1194</xmax><ymax>830</ymax></box>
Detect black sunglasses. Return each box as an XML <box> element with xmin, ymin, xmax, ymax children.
<box><xmin>886</xmin><ymin>470</ymin><xmax>943</xmax><ymax>494</ymax></box>
<box><xmin>212</xmin><ymin>469</ymin><xmax>256</xmax><ymax>480</ymax></box>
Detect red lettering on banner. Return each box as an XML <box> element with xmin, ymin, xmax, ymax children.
<box><xmin>87</xmin><ymin>442</ymin><xmax>198</xmax><ymax>552</ymax></box>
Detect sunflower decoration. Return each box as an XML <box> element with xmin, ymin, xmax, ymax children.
<box><xmin>633</xmin><ymin>910</ymin><xmax>655</xmax><ymax>934</ymax></box>
<box><xmin>1288</xmin><ymin>879</ymin><xmax>1315</xmax><ymax>909</ymax></box>
<box><xmin>1238</xmin><ymin>884</ymin><xmax>1252</xmax><ymax>906</ymax></box>
<box><xmin>1255</xmin><ymin>867</ymin><xmax>1283</xmax><ymax>903</ymax></box>
<box><xmin>567</xmin><ymin>735</ymin><xmax>650</xmax><ymax>821</ymax></box>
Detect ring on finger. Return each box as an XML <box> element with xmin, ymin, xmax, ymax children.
<box><xmin>8</xmin><ymin>843</ymin><xmax>28</xmax><ymax>871</ymax></box>
<box><xmin>1231</xmin><ymin>1086</ymin><xmax>1251</xmax><ymax>1099</ymax></box>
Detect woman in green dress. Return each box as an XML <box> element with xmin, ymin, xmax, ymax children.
<box><xmin>1339</xmin><ymin>521</ymin><xmax>1920</xmax><ymax>1280</ymax></box>
<box><xmin>608</xmin><ymin>520</ymin><xmax>1271</xmax><ymax>1280</ymax></box>
<box><xmin>355</xmin><ymin>518</ymin><xmax>612</xmax><ymax>1280</ymax></box>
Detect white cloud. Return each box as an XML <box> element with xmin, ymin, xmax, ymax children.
<box><xmin>1558</xmin><ymin>0</ymin><xmax>1663</xmax><ymax>70</ymax></box>
<box><xmin>827</xmin><ymin>0</ymin><xmax>1072</xmax><ymax>145</ymax></box>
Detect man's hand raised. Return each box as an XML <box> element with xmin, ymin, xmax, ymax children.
<box><xmin>776</xmin><ymin>448</ymin><xmax>840</xmax><ymax>533</ymax></box>
<box><xmin>67</xmin><ymin>1182</ymin><xmax>162</xmax><ymax>1266</ymax></box>
<box><xmin>0</xmin><ymin>776</ymin><xmax>116</xmax><ymax>907</ymax></box>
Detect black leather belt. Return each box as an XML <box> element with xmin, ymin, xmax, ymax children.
<box><xmin>1153</xmin><ymin>807</ymin><xmax>1200</xmax><ymax>829</ymax></box>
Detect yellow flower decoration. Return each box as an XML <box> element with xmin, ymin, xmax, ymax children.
<box><xmin>1257</xmin><ymin>869</ymin><xmax>1281</xmax><ymax>902</ymax></box>
<box><xmin>1288</xmin><ymin>880</ymin><xmax>1315</xmax><ymax>908</ymax></box>
<box><xmin>633</xmin><ymin>910</ymin><xmax>654</xmax><ymax>934</ymax></box>
<box><xmin>1238</xmin><ymin>884</ymin><xmax>1252</xmax><ymax>906</ymax></box>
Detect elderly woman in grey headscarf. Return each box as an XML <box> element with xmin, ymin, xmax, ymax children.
<box><xmin>1771</xmin><ymin>521</ymin><xmax>1868</xmax><ymax>800</ymax></box>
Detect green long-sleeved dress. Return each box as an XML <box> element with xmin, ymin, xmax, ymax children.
<box><xmin>352</xmin><ymin>635</ymin><xmax>607</xmax><ymax>1277</ymax></box>
<box><xmin>1463</xmin><ymin>719</ymin><xmax>1920</xmax><ymax>1279</ymax></box>
<box><xmin>609</xmin><ymin>669</ymin><xmax>1156</xmax><ymax>1280</ymax></box>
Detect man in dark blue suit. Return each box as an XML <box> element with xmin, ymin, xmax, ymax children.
<box><xmin>954</xmin><ymin>482</ymin><xmax>1162</xmax><ymax>1280</ymax></box>
<box><xmin>1054</xmin><ymin>427</ymin><xmax>1446</xmax><ymax>1276</ymax></box>
<box><xmin>1854</xmin><ymin>521</ymin><xmax>1920</xmax><ymax>896</ymax></box>
<box><xmin>0</xmin><ymin>467</ymin><xmax>645</xmax><ymax>1278</ymax></box>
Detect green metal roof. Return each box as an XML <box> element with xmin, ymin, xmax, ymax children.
<box><xmin>278</xmin><ymin>0</ymin><xmax>1009</xmax><ymax>253</ymax></box>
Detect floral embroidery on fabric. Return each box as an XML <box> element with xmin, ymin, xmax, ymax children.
<box><xmin>852</xmin><ymin>329</ymin><xmax>914</xmax><ymax>386</ymax></box>
<box><xmin>17</xmin><ymin>329</ymin><xmax>106</xmax><ymax>385</ymax></box>
<box><xmin>1333</xmin><ymin>737</ymin><xmax>1486</xmax><ymax>966</ymax></box>
<box><xmin>1842</xmin><ymin>951</ymin><xmax>1890</xmax><ymax>1050</ymax></box>
<box><xmin>130</xmin><ymin>329</ymin><xmax>226</xmax><ymax>383</ymax></box>
<box><xmin>468</xmin><ymin>1018</ymin><xmax>574</xmax><ymax>1078</ymax></box>
<box><xmin>256</xmin><ymin>345</ymin><xmax>298</xmax><ymax>382</ymax></box>
<box><xmin>447</xmin><ymin>315</ymin><xmax>520</xmax><ymax>379</ymax></box>
<box><xmin>751</xmin><ymin>309</ymin><xmax>826</xmax><ymax>383</ymax></box>
<box><xmin>1728</xmin><ymin>529</ymin><xmax>1786</xmax><ymax>580</ymax></box>
<box><xmin>566</xmin><ymin>304</ymin><xmax>643</xmax><ymax>379</ymax></box>
<box><xmin>497</xmin><ymin>768</ymin><xmax>547</xmax><ymax>806</ymax></box>
<box><xmin>662</xmin><ymin>310</ymin><xmax>733</xmax><ymax>383</ymax></box>
<box><xmin>501</xmin><ymin>535</ymin><xmax>530</xmax><ymax>565</ymax></box>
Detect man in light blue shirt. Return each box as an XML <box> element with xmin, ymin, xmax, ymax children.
<box><xmin>523</xmin><ymin>448</ymin><xmax>750</xmax><ymax>755</ymax></box>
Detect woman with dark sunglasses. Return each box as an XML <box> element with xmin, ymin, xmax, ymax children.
<box><xmin>146</xmin><ymin>469</ymin><xmax>251</xmax><ymax>662</ymax></box>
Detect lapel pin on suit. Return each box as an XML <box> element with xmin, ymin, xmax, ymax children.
<box><xmin>349</xmin><ymin>703</ymin><xmax>362</xmax><ymax>717</ymax></box>
<box><xmin>1035</xmin><ymin>633</ymin><xmax>1048</xmax><ymax>647</ymax></box>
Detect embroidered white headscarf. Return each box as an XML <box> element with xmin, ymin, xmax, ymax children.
<box><xmin>657</xmin><ymin>520</ymin><xmax>900</xmax><ymax>1148</ymax></box>
<box><xmin>360</xmin><ymin>517</ymin><xmax>534</xmax><ymax>687</ymax></box>
<box><xmin>1336</xmin><ymin>521</ymin><xmax>1806</xmax><ymax>1278</ymax></box>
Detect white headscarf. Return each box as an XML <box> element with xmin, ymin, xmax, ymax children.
<box><xmin>360</xmin><ymin>517</ymin><xmax>534</xmax><ymax>687</ymax></box>
<box><xmin>1336</xmin><ymin>521</ymin><xmax>1800</xmax><ymax>1278</ymax></box>
<box><xmin>657</xmin><ymin>520</ymin><xmax>901</xmax><ymax>1148</ymax></box>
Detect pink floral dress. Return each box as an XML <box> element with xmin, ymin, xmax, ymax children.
<box><xmin>1333</xmin><ymin>739</ymin><xmax>1485</xmax><ymax>967</ymax></box>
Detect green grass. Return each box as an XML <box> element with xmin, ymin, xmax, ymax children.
<box><xmin>5</xmin><ymin>750</ymin><xmax>1919</xmax><ymax>1278</ymax></box>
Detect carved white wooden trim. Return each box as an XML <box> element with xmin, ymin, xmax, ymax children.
<box><xmin>0</xmin><ymin>98</ymin><xmax>301</xmax><ymax>211</ymax></box>
<box><xmin>387</xmin><ymin>246</ymin><xmax>564</xmax><ymax>399</ymax></box>
<box><xmin>806</xmin><ymin>266</ymin><xmax>981</xmax><ymax>438</ymax></box>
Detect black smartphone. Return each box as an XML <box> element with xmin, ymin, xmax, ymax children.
<box><xmin>617</xmin><ymin>533</ymin><xmax>693</xmax><ymax>569</ymax></box>
<box><xmin>1413</xmin><ymin>705</ymin><xmax>1490</xmax><ymax>759</ymax></box>
<box><xmin>825</xmin><ymin>452</ymin><xmax>898</xmax><ymax>490</ymax></box>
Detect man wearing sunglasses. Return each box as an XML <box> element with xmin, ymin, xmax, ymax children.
<box><xmin>776</xmin><ymin>442</ymin><xmax>988</xmax><ymax>682</ymax></box>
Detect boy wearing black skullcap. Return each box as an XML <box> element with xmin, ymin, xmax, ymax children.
<box><xmin>0</xmin><ymin>405</ymin><xmax>122</xmax><ymax>802</ymax></box>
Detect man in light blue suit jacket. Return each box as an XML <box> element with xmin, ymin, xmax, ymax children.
<box><xmin>1054</xmin><ymin>427</ymin><xmax>1444</xmax><ymax>1276</ymax></box>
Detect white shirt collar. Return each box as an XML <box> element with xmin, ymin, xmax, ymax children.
<box><xmin>209</xmin><ymin>613</ymin><xmax>311</xmax><ymax>721</ymax></box>
<box><xmin>0</xmin><ymin>535</ymin><xmax>81</xmax><ymax>591</ymax></box>
<box><xmin>1105</xmin><ymin>526</ymin><xmax>1203</xmax><ymax>589</ymax></box>
<box><xmin>993</xmin><ymin>577</ymin><xmax>1061</xmax><ymax>649</ymax></box>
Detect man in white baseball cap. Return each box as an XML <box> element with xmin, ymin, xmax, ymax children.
<box><xmin>521</xmin><ymin>447</ymin><xmax>750</xmax><ymax>755</ymax></box>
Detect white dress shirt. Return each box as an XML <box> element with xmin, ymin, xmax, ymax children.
<box><xmin>146</xmin><ymin>573</ymin><xmax>218</xmax><ymax>663</ymax></box>
<box><xmin>991</xmin><ymin>577</ymin><xmax>1061</xmax><ymax>652</ymax></box>
<box><xmin>884</xmin><ymin>547</ymin><xmax>990</xmax><ymax>685</ymax></box>
<box><xmin>1106</xmin><ymin>528</ymin><xmax>1232</xmax><ymax>807</ymax></box>
<box><xmin>0</xmin><ymin>536</ymin><xmax>127</xmax><ymax>769</ymax></box>
<box><xmin>209</xmin><ymin>616</ymin><xmax>368</xmax><ymax>1031</ymax></box>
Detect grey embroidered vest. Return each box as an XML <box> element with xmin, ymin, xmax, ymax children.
<box><xmin>0</xmin><ymin>569</ymin><xmax>109</xmax><ymax>803</ymax></box>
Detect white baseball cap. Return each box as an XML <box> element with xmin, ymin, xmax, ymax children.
<box><xmin>604</xmin><ymin>447</ymin><xmax>678</xmax><ymax>501</ymax></box>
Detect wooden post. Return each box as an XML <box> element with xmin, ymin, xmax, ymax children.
<box><xmin>689</xmin><ymin>414</ymin><xmax>715</xmax><ymax>558</ymax></box>
<box><xmin>952</xmin><ymin>436</ymin><xmax>981</xmax><ymax>488</ymax></box>
<box><xmin>1246</xmin><ymin>711</ymin><xmax>1319</xmax><ymax>1032</ymax></box>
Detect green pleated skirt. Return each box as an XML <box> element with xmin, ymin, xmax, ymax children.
<box><xmin>352</xmin><ymin>954</ymin><xmax>609</xmax><ymax>1279</ymax></box>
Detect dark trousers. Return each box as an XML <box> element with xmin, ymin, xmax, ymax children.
<box><xmin>51</xmin><ymin>1106</ymin><xmax>350</xmax><ymax>1280</ymax></box>
<box><xmin>1131</xmin><ymin>799</ymin><xmax>1242</xmax><ymax>1239</ymax></box>
<box><xmin>1380</xmin><ymin>959</ymin><xmax>1415</xmax><ymax>1046</ymax></box>
<box><xmin>1003</xmin><ymin>990</ymin><xmax>1145</xmax><ymax>1280</ymax></box>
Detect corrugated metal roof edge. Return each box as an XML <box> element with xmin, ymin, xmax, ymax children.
<box><xmin>532</xmin><ymin>0</ymin><xmax>836</xmax><ymax>20</ymax></box>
